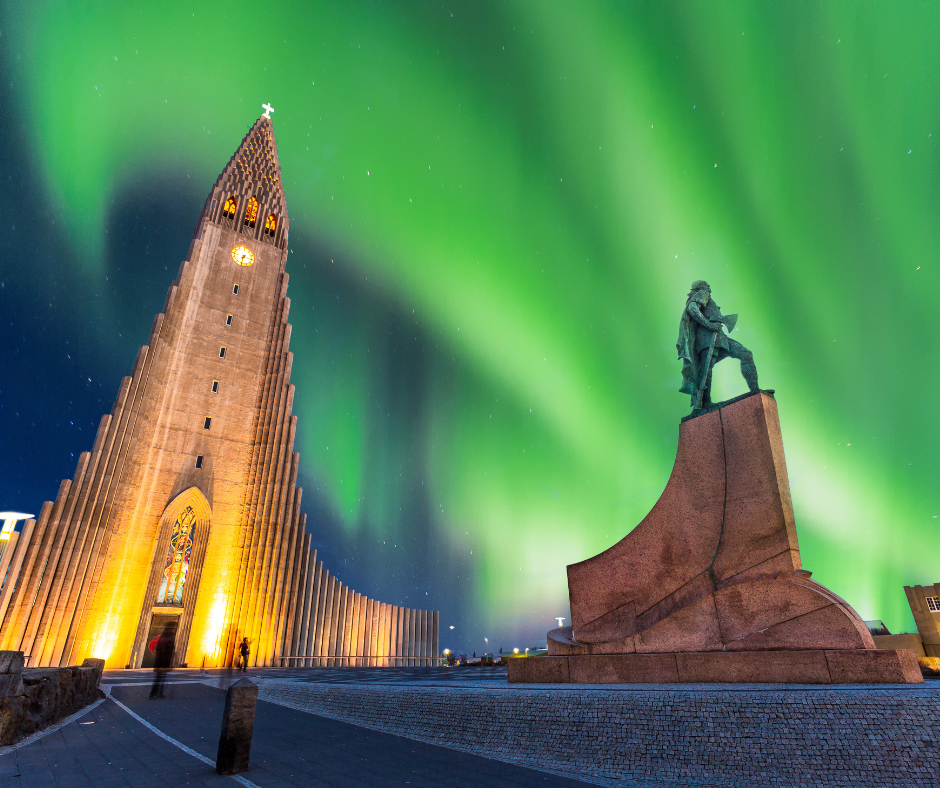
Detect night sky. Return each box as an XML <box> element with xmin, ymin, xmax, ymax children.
<box><xmin>1</xmin><ymin>2</ymin><xmax>938</xmax><ymax>654</ymax></box>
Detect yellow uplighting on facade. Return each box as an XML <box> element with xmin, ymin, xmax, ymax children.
<box><xmin>199</xmin><ymin>591</ymin><xmax>229</xmax><ymax>666</ymax></box>
<box><xmin>88</xmin><ymin>611</ymin><xmax>121</xmax><ymax>667</ymax></box>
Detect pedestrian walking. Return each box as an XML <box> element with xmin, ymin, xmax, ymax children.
<box><xmin>149</xmin><ymin>623</ymin><xmax>176</xmax><ymax>698</ymax></box>
<box><xmin>238</xmin><ymin>637</ymin><xmax>250</xmax><ymax>672</ymax></box>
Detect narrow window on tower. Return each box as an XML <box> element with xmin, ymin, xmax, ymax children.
<box><xmin>226</xmin><ymin>314</ymin><xmax>233</xmax><ymax>326</ymax></box>
<box><xmin>219</xmin><ymin>347</ymin><xmax>226</xmax><ymax>358</ymax></box>
<box><xmin>222</xmin><ymin>196</ymin><xmax>237</xmax><ymax>220</ymax></box>
<box><xmin>211</xmin><ymin>380</ymin><xmax>219</xmax><ymax>393</ymax></box>
<box><xmin>195</xmin><ymin>455</ymin><xmax>204</xmax><ymax>469</ymax></box>
<box><xmin>204</xmin><ymin>417</ymin><xmax>212</xmax><ymax>430</ymax></box>
<box><xmin>244</xmin><ymin>196</ymin><xmax>259</xmax><ymax>228</ymax></box>
<box><xmin>264</xmin><ymin>213</ymin><xmax>277</xmax><ymax>237</ymax></box>
<box><xmin>232</xmin><ymin>284</ymin><xmax>239</xmax><ymax>295</ymax></box>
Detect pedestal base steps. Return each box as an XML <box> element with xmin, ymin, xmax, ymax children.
<box><xmin>508</xmin><ymin>648</ymin><xmax>923</xmax><ymax>684</ymax></box>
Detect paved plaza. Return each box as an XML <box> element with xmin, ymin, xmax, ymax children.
<box><xmin>1</xmin><ymin>667</ymin><xmax>937</xmax><ymax>787</ymax></box>
<box><xmin>0</xmin><ymin>668</ymin><xmax>596</xmax><ymax>788</ymax></box>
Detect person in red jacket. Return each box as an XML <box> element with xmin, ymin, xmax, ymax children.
<box><xmin>149</xmin><ymin>623</ymin><xmax>176</xmax><ymax>699</ymax></box>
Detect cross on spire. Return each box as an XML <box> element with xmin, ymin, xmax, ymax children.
<box><xmin>262</xmin><ymin>102</ymin><xmax>275</xmax><ymax>118</ymax></box>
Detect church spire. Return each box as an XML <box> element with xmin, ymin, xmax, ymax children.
<box><xmin>200</xmin><ymin>109</ymin><xmax>289</xmax><ymax>249</ymax></box>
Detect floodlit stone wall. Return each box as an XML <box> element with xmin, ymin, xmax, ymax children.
<box><xmin>0</xmin><ymin>651</ymin><xmax>104</xmax><ymax>745</ymax></box>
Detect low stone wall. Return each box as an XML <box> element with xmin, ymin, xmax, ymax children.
<box><xmin>0</xmin><ymin>651</ymin><xmax>104</xmax><ymax>745</ymax></box>
<box><xmin>873</xmin><ymin>633</ymin><xmax>926</xmax><ymax>657</ymax></box>
<box><xmin>254</xmin><ymin>679</ymin><xmax>939</xmax><ymax>788</ymax></box>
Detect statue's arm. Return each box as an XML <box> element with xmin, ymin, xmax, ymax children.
<box><xmin>687</xmin><ymin>302</ymin><xmax>722</xmax><ymax>332</ymax></box>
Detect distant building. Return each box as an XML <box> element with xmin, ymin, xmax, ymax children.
<box><xmin>904</xmin><ymin>584</ymin><xmax>940</xmax><ymax>657</ymax></box>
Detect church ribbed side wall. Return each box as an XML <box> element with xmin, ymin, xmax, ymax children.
<box><xmin>0</xmin><ymin>278</ymin><xmax>438</xmax><ymax>668</ymax></box>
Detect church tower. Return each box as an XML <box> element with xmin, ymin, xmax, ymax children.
<box><xmin>0</xmin><ymin>111</ymin><xmax>438</xmax><ymax>669</ymax></box>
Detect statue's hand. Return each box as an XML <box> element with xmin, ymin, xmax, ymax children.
<box><xmin>710</xmin><ymin>322</ymin><xmax>724</xmax><ymax>332</ymax></box>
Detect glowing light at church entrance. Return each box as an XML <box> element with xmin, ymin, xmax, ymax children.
<box><xmin>158</xmin><ymin>506</ymin><xmax>196</xmax><ymax>605</ymax></box>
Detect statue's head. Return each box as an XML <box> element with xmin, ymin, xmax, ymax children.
<box><xmin>688</xmin><ymin>280</ymin><xmax>711</xmax><ymax>299</ymax></box>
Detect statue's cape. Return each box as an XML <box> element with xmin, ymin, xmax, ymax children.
<box><xmin>676</xmin><ymin>293</ymin><xmax>705</xmax><ymax>395</ymax></box>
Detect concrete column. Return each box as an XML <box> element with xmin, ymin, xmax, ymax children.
<box><xmin>340</xmin><ymin>588</ymin><xmax>356</xmax><ymax>667</ymax></box>
<box><xmin>369</xmin><ymin>600</ymin><xmax>380</xmax><ymax>666</ymax></box>
<box><xmin>303</xmin><ymin>562</ymin><xmax>323</xmax><ymax>667</ymax></box>
<box><xmin>288</xmin><ymin>544</ymin><xmax>312</xmax><ymax>661</ymax></box>
<box><xmin>414</xmin><ymin>610</ymin><xmax>421</xmax><ymax>667</ymax></box>
<box><xmin>309</xmin><ymin>568</ymin><xmax>328</xmax><ymax>667</ymax></box>
<box><xmin>316</xmin><ymin>575</ymin><xmax>335</xmax><ymax>667</ymax></box>
<box><xmin>431</xmin><ymin>610</ymin><xmax>439</xmax><ymax>666</ymax></box>
<box><xmin>362</xmin><ymin>599</ymin><xmax>373</xmax><ymax>666</ymax></box>
<box><xmin>328</xmin><ymin>585</ymin><xmax>346</xmax><ymax>667</ymax></box>
<box><xmin>394</xmin><ymin>607</ymin><xmax>403</xmax><ymax>667</ymax></box>
<box><xmin>377</xmin><ymin>603</ymin><xmax>388</xmax><ymax>666</ymax></box>
<box><xmin>407</xmin><ymin>608</ymin><xmax>416</xmax><ymax>667</ymax></box>
<box><xmin>419</xmin><ymin>610</ymin><xmax>428</xmax><ymax>666</ymax></box>
<box><xmin>424</xmin><ymin>610</ymin><xmax>432</xmax><ymax>666</ymax></box>
<box><xmin>389</xmin><ymin>607</ymin><xmax>399</xmax><ymax>667</ymax></box>
<box><xmin>325</xmin><ymin>585</ymin><xmax>339</xmax><ymax>667</ymax></box>
<box><xmin>415</xmin><ymin>609</ymin><xmax>422</xmax><ymax>666</ymax></box>
<box><xmin>354</xmin><ymin>594</ymin><xmax>367</xmax><ymax>666</ymax></box>
<box><xmin>347</xmin><ymin>593</ymin><xmax>361</xmax><ymax>667</ymax></box>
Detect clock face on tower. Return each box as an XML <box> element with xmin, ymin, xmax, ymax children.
<box><xmin>231</xmin><ymin>245</ymin><xmax>255</xmax><ymax>267</ymax></box>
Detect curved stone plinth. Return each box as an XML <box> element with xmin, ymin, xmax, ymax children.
<box><xmin>509</xmin><ymin>649</ymin><xmax>923</xmax><ymax>684</ymax></box>
<box><xmin>551</xmin><ymin>391</ymin><xmax>909</xmax><ymax>681</ymax></box>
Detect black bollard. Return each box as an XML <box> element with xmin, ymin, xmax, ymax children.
<box><xmin>215</xmin><ymin>678</ymin><xmax>258</xmax><ymax>775</ymax></box>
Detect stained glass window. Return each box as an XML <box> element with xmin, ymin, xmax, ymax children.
<box><xmin>222</xmin><ymin>196</ymin><xmax>237</xmax><ymax>220</ymax></box>
<box><xmin>157</xmin><ymin>506</ymin><xmax>197</xmax><ymax>605</ymax></box>
<box><xmin>244</xmin><ymin>197</ymin><xmax>259</xmax><ymax>228</ymax></box>
<box><xmin>264</xmin><ymin>214</ymin><xmax>277</xmax><ymax>236</ymax></box>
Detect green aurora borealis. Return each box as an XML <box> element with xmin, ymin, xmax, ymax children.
<box><xmin>1</xmin><ymin>2</ymin><xmax>939</xmax><ymax>650</ymax></box>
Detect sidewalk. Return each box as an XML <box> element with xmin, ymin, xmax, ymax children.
<box><xmin>0</xmin><ymin>681</ymin><xmax>597</xmax><ymax>787</ymax></box>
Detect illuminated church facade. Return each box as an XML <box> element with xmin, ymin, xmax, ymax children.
<box><xmin>0</xmin><ymin>112</ymin><xmax>438</xmax><ymax>669</ymax></box>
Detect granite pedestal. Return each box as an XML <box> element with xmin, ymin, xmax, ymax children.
<box><xmin>518</xmin><ymin>392</ymin><xmax>921</xmax><ymax>685</ymax></box>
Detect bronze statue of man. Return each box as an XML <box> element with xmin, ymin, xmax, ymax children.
<box><xmin>677</xmin><ymin>280</ymin><xmax>759</xmax><ymax>409</ymax></box>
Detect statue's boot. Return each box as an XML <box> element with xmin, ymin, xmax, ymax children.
<box><xmin>742</xmin><ymin>360</ymin><xmax>759</xmax><ymax>392</ymax></box>
<box><xmin>551</xmin><ymin>392</ymin><xmax>874</xmax><ymax>657</ymax></box>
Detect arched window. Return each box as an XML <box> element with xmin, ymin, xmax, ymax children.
<box><xmin>222</xmin><ymin>196</ymin><xmax>237</xmax><ymax>220</ymax></box>
<box><xmin>244</xmin><ymin>196</ymin><xmax>259</xmax><ymax>228</ymax></box>
<box><xmin>264</xmin><ymin>214</ymin><xmax>277</xmax><ymax>236</ymax></box>
<box><xmin>157</xmin><ymin>506</ymin><xmax>197</xmax><ymax>605</ymax></box>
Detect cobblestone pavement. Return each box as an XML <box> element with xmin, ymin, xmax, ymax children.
<box><xmin>104</xmin><ymin>665</ymin><xmax>511</xmax><ymax>687</ymax></box>
<box><xmin>0</xmin><ymin>681</ymin><xmax>599</xmax><ymax>787</ymax></box>
<box><xmin>6</xmin><ymin>668</ymin><xmax>937</xmax><ymax>787</ymax></box>
<box><xmin>246</xmin><ymin>671</ymin><xmax>940</xmax><ymax>788</ymax></box>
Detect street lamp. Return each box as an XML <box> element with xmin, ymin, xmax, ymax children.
<box><xmin>555</xmin><ymin>617</ymin><xmax>565</xmax><ymax>628</ymax></box>
<box><xmin>0</xmin><ymin>513</ymin><xmax>33</xmax><ymax>540</ymax></box>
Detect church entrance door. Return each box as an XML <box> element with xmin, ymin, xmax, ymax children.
<box><xmin>141</xmin><ymin>612</ymin><xmax>180</xmax><ymax>669</ymax></box>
